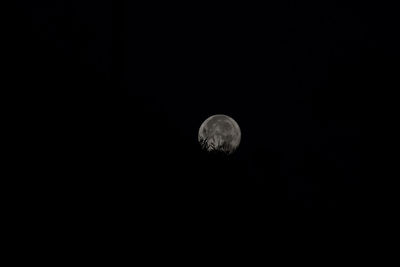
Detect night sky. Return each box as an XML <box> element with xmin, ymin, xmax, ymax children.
<box><xmin>20</xmin><ymin>1</ymin><xmax>374</xmax><ymax>215</ymax></box>
<box><xmin>127</xmin><ymin>1</ymin><xmax>368</xmax><ymax>211</ymax></box>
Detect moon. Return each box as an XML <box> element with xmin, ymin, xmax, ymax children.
<box><xmin>198</xmin><ymin>114</ymin><xmax>241</xmax><ymax>155</ymax></box>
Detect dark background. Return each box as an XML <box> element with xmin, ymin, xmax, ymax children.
<box><xmin>18</xmin><ymin>1</ymin><xmax>375</xmax><ymax>217</ymax></box>
<box><xmin>127</xmin><ymin>1</ymin><xmax>369</xmax><ymax>211</ymax></box>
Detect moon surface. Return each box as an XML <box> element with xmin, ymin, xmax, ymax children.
<box><xmin>198</xmin><ymin>114</ymin><xmax>241</xmax><ymax>155</ymax></box>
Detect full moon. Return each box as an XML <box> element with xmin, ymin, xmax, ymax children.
<box><xmin>198</xmin><ymin>114</ymin><xmax>241</xmax><ymax>155</ymax></box>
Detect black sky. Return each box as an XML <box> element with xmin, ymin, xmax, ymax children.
<box><xmin>19</xmin><ymin>1</ymin><xmax>372</xmax><ymax>213</ymax></box>
<box><xmin>127</xmin><ymin>1</ymin><xmax>368</xmax><ymax>210</ymax></box>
